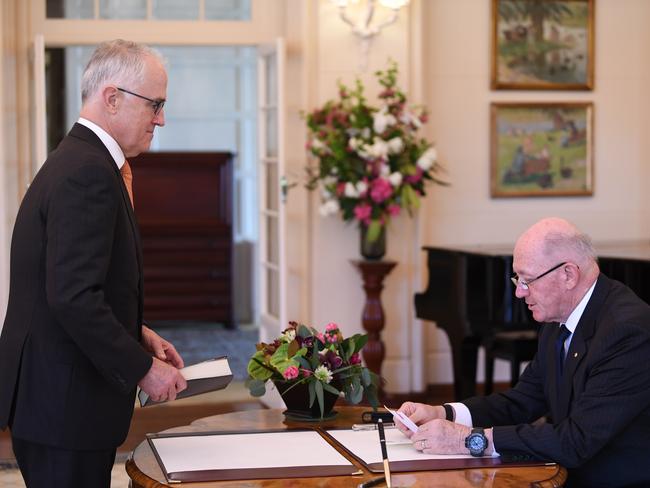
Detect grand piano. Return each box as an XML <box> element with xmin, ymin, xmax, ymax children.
<box><xmin>414</xmin><ymin>242</ymin><xmax>650</xmax><ymax>401</ymax></box>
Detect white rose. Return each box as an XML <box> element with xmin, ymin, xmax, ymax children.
<box><xmin>416</xmin><ymin>147</ymin><xmax>437</xmax><ymax>171</ymax></box>
<box><xmin>344</xmin><ymin>182</ymin><xmax>359</xmax><ymax>198</ymax></box>
<box><xmin>400</xmin><ymin>109</ymin><xmax>422</xmax><ymax>129</ymax></box>
<box><xmin>373</xmin><ymin>108</ymin><xmax>397</xmax><ymax>134</ymax></box>
<box><xmin>319</xmin><ymin>199</ymin><xmax>340</xmax><ymax>216</ymax></box>
<box><xmin>362</xmin><ymin>137</ymin><xmax>389</xmax><ymax>160</ymax></box>
<box><xmin>388</xmin><ymin>172</ymin><xmax>403</xmax><ymax>187</ymax></box>
<box><xmin>356</xmin><ymin>180</ymin><xmax>368</xmax><ymax>195</ymax></box>
<box><xmin>349</xmin><ymin>137</ymin><xmax>363</xmax><ymax>151</ymax></box>
<box><xmin>311</xmin><ymin>138</ymin><xmax>325</xmax><ymax>151</ymax></box>
<box><xmin>387</xmin><ymin>137</ymin><xmax>404</xmax><ymax>154</ymax></box>
<box><xmin>380</xmin><ymin>164</ymin><xmax>391</xmax><ymax>177</ymax></box>
<box><xmin>323</xmin><ymin>175</ymin><xmax>337</xmax><ymax>186</ymax></box>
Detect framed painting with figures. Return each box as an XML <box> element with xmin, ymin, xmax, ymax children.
<box><xmin>491</xmin><ymin>0</ymin><xmax>594</xmax><ymax>90</ymax></box>
<box><xmin>490</xmin><ymin>102</ymin><xmax>593</xmax><ymax>198</ymax></box>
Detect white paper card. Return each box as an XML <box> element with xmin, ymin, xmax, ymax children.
<box><xmin>150</xmin><ymin>430</ymin><xmax>353</xmax><ymax>473</ymax></box>
<box><xmin>327</xmin><ymin>428</ymin><xmax>497</xmax><ymax>464</ymax></box>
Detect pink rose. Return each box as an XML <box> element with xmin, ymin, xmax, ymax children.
<box><xmin>325</xmin><ymin>322</ymin><xmax>339</xmax><ymax>332</ymax></box>
<box><xmin>302</xmin><ymin>369</ymin><xmax>312</xmax><ymax>377</ymax></box>
<box><xmin>283</xmin><ymin>366</ymin><xmax>299</xmax><ymax>380</ymax></box>
<box><xmin>354</xmin><ymin>203</ymin><xmax>372</xmax><ymax>225</ymax></box>
<box><xmin>350</xmin><ymin>353</ymin><xmax>362</xmax><ymax>365</ymax></box>
<box><xmin>370</xmin><ymin>178</ymin><xmax>393</xmax><ymax>203</ymax></box>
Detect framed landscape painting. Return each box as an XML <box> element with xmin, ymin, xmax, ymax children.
<box><xmin>490</xmin><ymin>102</ymin><xmax>593</xmax><ymax>198</ymax></box>
<box><xmin>491</xmin><ymin>0</ymin><xmax>594</xmax><ymax>90</ymax></box>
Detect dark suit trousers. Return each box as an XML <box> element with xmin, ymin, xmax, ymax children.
<box><xmin>12</xmin><ymin>435</ymin><xmax>116</xmax><ymax>488</ymax></box>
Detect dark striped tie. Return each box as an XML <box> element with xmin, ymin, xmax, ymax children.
<box><xmin>556</xmin><ymin>324</ymin><xmax>571</xmax><ymax>377</ymax></box>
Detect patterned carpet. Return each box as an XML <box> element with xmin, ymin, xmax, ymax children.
<box><xmin>149</xmin><ymin>322</ymin><xmax>259</xmax><ymax>381</ymax></box>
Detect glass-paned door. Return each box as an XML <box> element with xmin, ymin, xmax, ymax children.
<box><xmin>257</xmin><ymin>39</ymin><xmax>285</xmax><ymax>346</ymax></box>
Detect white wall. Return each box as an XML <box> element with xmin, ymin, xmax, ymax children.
<box><xmin>421</xmin><ymin>0</ymin><xmax>650</xmax><ymax>385</ymax></box>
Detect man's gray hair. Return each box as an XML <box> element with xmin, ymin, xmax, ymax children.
<box><xmin>81</xmin><ymin>39</ymin><xmax>163</xmax><ymax>103</ymax></box>
<box><xmin>543</xmin><ymin>229</ymin><xmax>598</xmax><ymax>265</ymax></box>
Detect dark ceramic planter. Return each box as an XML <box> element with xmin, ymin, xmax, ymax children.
<box><xmin>273</xmin><ymin>380</ymin><xmax>339</xmax><ymax>421</ymax></box>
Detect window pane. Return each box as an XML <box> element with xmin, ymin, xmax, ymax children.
<box><xmin>265</xmin><ymin>107</ymin><xmax>278</xmax><ymax>158</ymax></box>
<box><xmin>266</xmin><ymin>215</ymin><xmax>279</xmax><ymax>266</ymax></box>
<box><xmin>265</xmin><ymin>54</ymin><xmax>277</xmax><ymax>106</ymax></box>
<box><xmin>48</xmin><ymin>0</ymin><xmax>94</xmax><ymax>18</ymax></box>
<box><xmin>153</xmin><ymin>0</ymin><xmax>199</xmax><ymax>19</ymax></box>
<box><xmin>205</xmin><ymin>0</ymin><xmax>251</xmax><ymax>20</ymax></box>
<box><xmin>266</xmin><ymin>162</ymin><xmax>278</xmax><ymax>212</ymax></box>
<box><xmin>99</xmin><ymin>0</ymin><xmax>146</xmax><ymax>19</ymax></box>
<box><xmin>267</xmin><ymin>268</ymin><xmax>279</xmax><ymax>318</ymax></box>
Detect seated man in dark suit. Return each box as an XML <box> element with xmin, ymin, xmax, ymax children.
<box><xmin>396</xmin><ymin>217</ymin><xmax>650</xmax><ymax>488</ymax></box>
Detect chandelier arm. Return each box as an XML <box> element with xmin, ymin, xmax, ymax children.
<box><xmin>338</xmin><ymin>7</ymin><xmax>357</xmax><ymax>29</ymax></box>
<box><xmin>370</xmin><ymin>10</ymin><xmax>399</xmax><ymax>35</ymax></box>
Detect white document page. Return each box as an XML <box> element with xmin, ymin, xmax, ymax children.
<box><xmin>327</xmin><ymin>428</ymin><xmax>497</xmax><ymax>464</ymax></box>
<box><xmin>181</xmin><ymin>357</ymin><xmax>231</xmax><ymax>381</ymax></box>
<box><xmin>151</xmin><ymin>430</ymin><xmax>353</xmax><ymax>473</ymax></box>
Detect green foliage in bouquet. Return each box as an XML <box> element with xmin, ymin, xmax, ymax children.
<box><xmin>246</xmin><ymin>321</ymin><xmax>379</xmax><ymax>418</ymax></box>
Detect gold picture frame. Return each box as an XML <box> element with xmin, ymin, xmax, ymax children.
<box><xmin>491</xmin><ymin>0</ymin><xmax>594</xmax><ymax>90</ymax></box>
<box><xmin>490</xmin><ymin>102</ymin><xmax>593</xmax><ymax>197</ymax></box>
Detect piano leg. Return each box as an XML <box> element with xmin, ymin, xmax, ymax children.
<box><xmin>449</xmin><ymin>333</ymin><xmax>481</xmax><ymax>401</ymax></box>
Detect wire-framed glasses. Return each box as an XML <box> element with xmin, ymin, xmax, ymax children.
<box><xmin>117</xmin><ymin>87</ymin><xmax>165</xmax><ymax>115</ymax></box>
<box><xmin>511</xmin><ymin>261</ymin><xmax>568</xmax><ymax>290</ymax></box>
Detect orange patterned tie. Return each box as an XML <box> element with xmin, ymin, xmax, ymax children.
<box><xmin>121</xmin><ymin>160</ymin><xmax>134</xmax><ymax>208</ymax></box>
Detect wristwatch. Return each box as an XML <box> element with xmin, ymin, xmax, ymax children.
<box><xmin>464</xmin><ymin>427</ymin><xmax>488</xmax><ymax>457</ymax></box>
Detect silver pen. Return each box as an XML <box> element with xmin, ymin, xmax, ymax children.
<box><xmin>352</xmin><ymin>423</ymin><xmax>395</xmax><ymax>431</ymax></box>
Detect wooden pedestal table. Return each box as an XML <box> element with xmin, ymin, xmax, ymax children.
<box><xmin>351</xmin><ymin>260</ymin><xmax>397</xmax><ymax>378</ymax></box>
<box><xmin>126</xmin><ymin>407</ymin><xmax>567</xmax><ymax>487</ymax></box>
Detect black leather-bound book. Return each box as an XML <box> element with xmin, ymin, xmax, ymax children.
<box><xmin>138</xmin><ymin>356</ymin><xmax>233</xmax><ymax>407</ymax></box>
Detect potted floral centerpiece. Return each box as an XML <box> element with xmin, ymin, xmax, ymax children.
<box><xmin>246</xmin><ymin>321</ymin><xmax>379</xmax><ymax>420</ymax></box>
<box><xmin>305</xmin><ymin>61</ymin><xmax>447</xmax><ymax>260</ymax></box>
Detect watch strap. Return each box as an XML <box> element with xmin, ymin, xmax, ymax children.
<box><xmin>442</xmin><ymin>403</ymin><xmax>454</xmax><ymax>421</ymax></box>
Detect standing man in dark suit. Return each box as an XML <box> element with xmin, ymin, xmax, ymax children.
<box><xmin>0</xmin><ymin>39</ymin><xmax>187</xmax><ymax>487</ymax></box>
<box><xmin>396</xmin><ymin>217</ymin><xmax>650</xmax><ymax>487</ymax></box>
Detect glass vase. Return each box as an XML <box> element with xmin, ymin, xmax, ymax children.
<box><xmin>360</xmin><ymin>225</ymin><xmax>386</xmax><ymax>261</ymax></box>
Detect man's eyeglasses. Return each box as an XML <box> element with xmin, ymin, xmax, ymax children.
<box><xmin>511</xmin><ymin>262</ymin><xmax>568</xmax><ymax>290</ymax></box>
<box><xmin>117</xmin><ymin>87</ymin><xmax>165</xmax><ymax>115</ymax></box>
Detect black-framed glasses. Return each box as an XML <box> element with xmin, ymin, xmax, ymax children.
<box><xmin>511</xmin><ymin>262</ymin><xmax>568</xmax><ymax>290</ymax></box>
<box><xmin>117</xmin><ymin>87</ymin><xmax>165</xmax><ymax>115</ymax></box>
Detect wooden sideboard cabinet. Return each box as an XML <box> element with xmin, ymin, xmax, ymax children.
<box><xmin>131</xmin><ymin>152</ymin><xmax>234</xmax><ymax>327</ymax></box>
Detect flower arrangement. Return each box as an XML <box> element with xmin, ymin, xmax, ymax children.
<box><xmin>246</xmin><ymin>321</ymin><xmax>379</xmax><ymax>418</ymax></box>
<box><xmin>305</xmin><ymin>61</ymin><xmax>446</xmax><ymax>243</ymax></box>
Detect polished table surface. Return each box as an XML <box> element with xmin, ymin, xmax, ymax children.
<box><xmin>127</xmin><ymin>406</ymin><xmax>567</xmax><ymax>487</ymax></box>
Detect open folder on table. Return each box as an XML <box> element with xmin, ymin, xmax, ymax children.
<box><xmin>138</xmin><ymin>356</ymin><xmax>233</xmax><ymax>407</ymax></box>
<box><xmin>146</xmin><ymin>429</ymin><xmax>358</xmax><ymax>483</ymax></box>
<box><xmin>324</xmin><ymin>428</ymin><xmax>554</xmax><ymax>473</ymax></box>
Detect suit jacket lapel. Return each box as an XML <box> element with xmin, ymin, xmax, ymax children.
<box><xmin>556</xmin><ymin>274</ymin><xmax>611</xmax><ymax>419</ymax></box>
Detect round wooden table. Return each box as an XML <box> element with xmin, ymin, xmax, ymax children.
<box><xmin>126</xmin><ymin>407</ymin><xmax>567</xmax><ymax>487</ymax></box>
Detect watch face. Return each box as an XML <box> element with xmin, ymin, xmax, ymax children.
<box><xmin>467</xmin><ymin>432</ymin><xmax>487</xmax><ymax>456</ymax></box>
<box><xmin>468</xmin><ymin>434</ymin><xmax>486</xmax><ymax>451</ymax></box>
